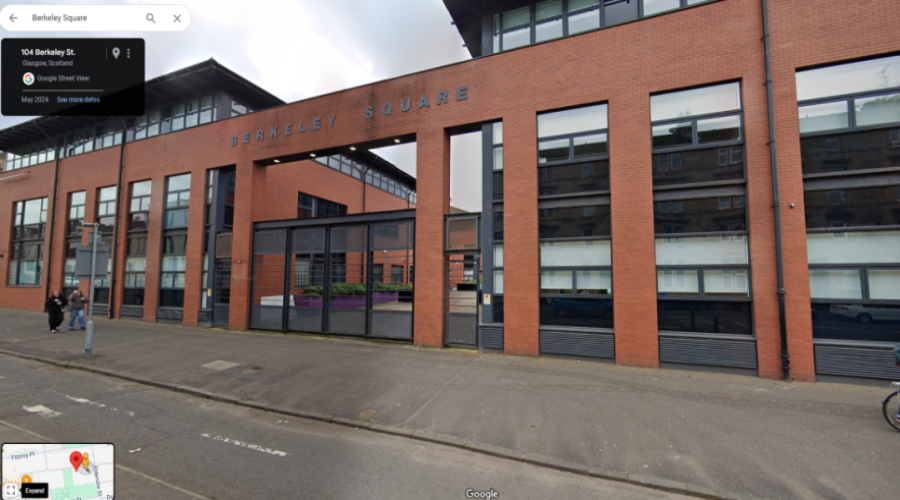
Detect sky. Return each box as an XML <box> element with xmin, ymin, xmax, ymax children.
<box><xmin>0</xmin><ymin>0</ymin><xmax>485</xmax><ymax>212</ymax></box>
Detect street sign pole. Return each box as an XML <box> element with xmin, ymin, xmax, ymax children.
<box><xmin>85</xmin><ymin>227</ymin><xmax>98</xmax><ymax>359</ymax></box>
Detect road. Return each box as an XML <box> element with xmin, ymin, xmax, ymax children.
<box><xmin>0</xmin><ymin>354</ymin><xmax>690</xmax><ymax>500</ymax></box>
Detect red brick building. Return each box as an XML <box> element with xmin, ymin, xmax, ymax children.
<box><xmin>2</xmin><ymin>0</ymin><xmax>899</xmax><ymax>382</ymax></box>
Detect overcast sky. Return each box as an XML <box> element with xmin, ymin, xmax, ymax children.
<box><xmin>0</xmin><ymin>0</ymin><xmax>484</xmax><ymax>211</ymax></box>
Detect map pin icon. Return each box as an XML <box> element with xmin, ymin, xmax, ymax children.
<box><xmin>69</xmin><ymin>451</ymin><xmax>83</xmax><ymax>471</ymax></box>
<box><xmin>112</xmin><ymin>47</ymin><xmax>120</xmax><ymax>59</ymax></box>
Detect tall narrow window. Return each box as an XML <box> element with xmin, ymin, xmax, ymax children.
<box><xmin>160</xmin><ymin>174</ymin><xmax>190</xmax><ymax>309</ymax></box>
<box><xmin>797</xmin><ymin>56</ymin><xmax>900</xmax><ymax>345</ymax></box>
<box><xmin>9</xmin><ymin>198</ymin><xmax>48</xmax><ymax>286</ymax></box>
<box><xmin>129</xmin><ymin>180</ymin><xmax>151</xmax><ymax>231</ymax></box>
<box><xmin>64</xmin><ymin>191</ymin><xmax>86</xmax><ymax>297</ymax></box>
<box><xmin>537</xmin><ymin>104</ymin><xmax>612</xmax><ymax>329</ymax></box>
<box><xmin>93</xmin><ymin>186</ymin><xmax>117</xmax><ymax>304</ymax></box>
<box><xmin>124</xmin><ymin>180</ymin><xmax>151</xmax><ymax>306</ymax></box>
<box><xmin>651</xmin><ymin>82</ymin><xmax>751</xmax><ymax>337</ymax></box>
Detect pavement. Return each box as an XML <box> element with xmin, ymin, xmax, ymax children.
<box><xmin>0</xmin><ymin>308</ymin><xmax>896</xmax><ymax>500</ymax></box>
<box><xmin>1</xmin><ymin>355</ymin><xmax>691</xmax><ymax>500</ymax></box>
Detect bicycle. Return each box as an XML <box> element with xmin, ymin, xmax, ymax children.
<box><xmin>885</xmin><ymin>380</ymin><xmax>900</xmax><ymax>432</ymax></box>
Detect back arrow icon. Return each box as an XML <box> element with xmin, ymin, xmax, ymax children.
<box><xmin>10</xmin><ymin>13</ymin><xmax>17</xmax><ymax>22</ymax></box>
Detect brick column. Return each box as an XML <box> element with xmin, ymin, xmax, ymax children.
<box><xmin>181</xmin><ymin>169</ymin><xmax>208</xmax><ymax>326</ymax></box>
<box><xmin>229</xmin><ymin>160</ymin><xmax>268</xmax><ymax>331</ymax></box>
<box><xmin>141</xmin><ymin>175</ymin><xmax>165</xmax><ymax>323</ymax></box>
<box><xmin>743</xmin><ymin>60</ymin><xmax>786</xmax><ymax>380</ymax></box>
<box><xmin>413</xmin><ymin>127</ymin><xmax>450</xmax><ymax>348</ymax></box>
<box><xmin>769</xmin><ymin>63</ymin><xmax>816</xmax><ymax>382</ymax></box>
<box><xmin>503</xmin><ymin>113</ymin><xmax>539</xmax><ymax>356</ymax></box>
<box><xmin>610</xmin><ymin>90</ymin><xmax>658</xmax><ymax>368</ymax></box>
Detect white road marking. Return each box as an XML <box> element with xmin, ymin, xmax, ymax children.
<box><xmin>200</xmin><ymin>433</ymin><xmax>288</xmax><ymax>457</ymax></box>
<box><xmin>64</xmin><ymin>394</ymin><xmax>107</xmax><ymax>407</ymax></box>
<box><xmin>22</xmin><ymin>405</ymin><xmax>60</xmax><ymax>418</ymax></box>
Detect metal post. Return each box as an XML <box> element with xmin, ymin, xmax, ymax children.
<box><xmin>85</xmin><ymin>226</ymin><xmax>99</xmax><ymax>359</ymax></box>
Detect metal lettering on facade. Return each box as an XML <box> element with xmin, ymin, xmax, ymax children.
<box><xmin>230</xmin><ymin>86</ymin><xmax>469</xmax><ymax>147</ymax></box>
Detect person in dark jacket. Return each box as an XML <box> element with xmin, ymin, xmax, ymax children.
<box><xmin>45</xmin><ymin>290</ymin><xmax>67</xmax><ymax>333</ymax></box>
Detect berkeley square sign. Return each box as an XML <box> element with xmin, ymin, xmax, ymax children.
<box><xmin>230</xmin><ymin>86</ymin><xmax>468</xmax><ymax>147</ymax></box>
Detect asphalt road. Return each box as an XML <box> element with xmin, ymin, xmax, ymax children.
<box><xmin>0</xmin><ymin>355</ymin><xmax>690</xmax><ymax>500</ymax></box>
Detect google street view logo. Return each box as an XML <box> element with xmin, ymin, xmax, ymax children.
<box><xmin>23</xmin><ymin>72</ymin><xmax>35</xmax><ymax>85</ymax></box>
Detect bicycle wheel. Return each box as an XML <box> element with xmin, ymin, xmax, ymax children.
<box><xmin>883</xmin><ymin>390</ymin><xmax>900</xmax><ymax>432</ymax></box>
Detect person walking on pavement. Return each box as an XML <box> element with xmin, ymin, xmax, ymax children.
<box><xmin>45</xmin><ymin>290</ymin><xmax>67</xmax><ymax>333</ymax></box>
<box><xmin>68</xmin><ymin>289</ymin><xmax>88</xmax><ymax>330</ymax></box>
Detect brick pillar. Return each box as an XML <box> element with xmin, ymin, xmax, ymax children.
<box><xmin>610</xmin><ymin>90</ymin><xmax>659</xmax><ymax>368</ymax></box>
<box><xmin>181</xmin><ymin>169</ymin><xmax>208</xmax><ymax>326</ymax></box>
<box><xmin>770</xmin><ymin>63</ymin><xmax>815</xmax><ymax>382</ymax></box>
<box><xmin>503</xmin><ymin>113</ymin><xmax>539</xmax><ymax>356</ymax></box>
<box><xmin>229</xmin><ymin>160</ymin><xmax>268</xmax><ymax>331</ymax></box>
<box><xmin>743</xmin><ymin>63</ymin><xmax>785</xmax><ymax>380</ymax></box>
<box><xmin>142</xmin><ymin>175</ymin><xmax>165</xmax><ymax>323</ymax></box>
<box><xmin>413</xmin><ymin>127</ymin><xmax>450</xmax><ymax>348</ymax></box>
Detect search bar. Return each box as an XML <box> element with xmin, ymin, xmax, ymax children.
<box><xmin>0</xmin><ymin>5</ymin><xmax>191</xmax><ymax>31</ymax></box>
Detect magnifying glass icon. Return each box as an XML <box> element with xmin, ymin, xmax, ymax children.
<box><xmin>146</xmin><ymin>13</ymin><xmax>156</xmax><ymax>24</ymax></box>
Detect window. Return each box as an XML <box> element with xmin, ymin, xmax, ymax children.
<box><xmin>567</xmin><ymin>0</ymin><xmax>600</xmax><ymax>35</ymax></box>
<box><xmin>4</xmin><ymin>142</ymin><xmax>55</xmax><ymax>171</ymax></box>
<box><xmin>655</xmin><ymin>235</ymin><xmax>752</xmax><ymax>335</ymax></box>
<box><xmin>536</xmin><ymin>104</ymin><xmax>612</xmax><ymax>328</ymax></box>
<box><xmin>126</xmin><ymin>180</ymin><xmax>151</xmax><ymax>231</ymax></box>
<box><xmin>651</xmin><ymin>82</ymin><xmax>742</xmax><ymax>150</ymax></box>
<box><xmin>297</xmin><ymin>192</ymin><xmax>348</xmax><ymax>219</ymax></box>
<box><xmin>798</xmin><ymin>57</ymin><xmax>900</xmax><ymax>342</ymax></box>
<box><xmin>535</xmin><ymin>0</ymin><xmax>563</xmax><ymax>42</ymax></box>
<box><xmin>651</xmin><ymin>83</ymin><xmax>750</xmax><ymax>335</ymax></box>
<box><xmin>318</xmin><ymin>154</ymin><xmax>416</xmax><ymax>203</ymax></box>
<box><xmin>539</xmin><ymin>240</ymin><xmax>613</xmax><ymax>328</ymax></box>
<box><xmin>643</xmin><ymin>0</ymin><xmax>681</xmax><ymax>16</ymax></box>
<box><xmin>8</xmin><ymin>198</ymin><xmax>47</xmax><ymax>286</ymax></box>
<box><xmin>160</xmin><ymin>232</ymin><xmax>187</xmax><ymax>308</ymax></box>
<box><xmin>97</xmin><ymin>186</ymin><xmax>116</xmax><ymax>233</ymax></box>
<box><xmin>604</xmin><ymin>0</ymin><xmax>638</xmax><ymax>27</ymax></box>
<box><xmin>123</xmin><ymin>236</ymin><xmax>147</xmax><ymax>305</ymax></box>
<box><xmin>808</xmin><ymin>231</ymin><xmax>900</xmax><ymax>342</ymax></box>
<box><xmin>67</xmin><ymin>191</ymin><xmax>86</xmax><ymax>235</ymax></box>
<box><xmin>539</xmin><ymin>205</ymin><xmax>610</xmax><ymax>238</ymax></box>
<box><xmin>164</xmin><ymin>173</ymin><xmax>191</xmax><ymax>228</ymax></box>
<box><xmin>492</xmin><ymin>122</ymin><xmax>504</xmax><ymax>201</ymax></box>
<box><xmin>538</xmin><ymin>104</ymin><xmax>608</xmax><ymax>158</ymax></box>
<box><xmin>655</xmin><ymin>196</ymin><xmax>747</xmax><ymax>234</ymax></box>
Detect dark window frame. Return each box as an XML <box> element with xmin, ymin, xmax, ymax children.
<box><xmin>537</xmin><ymin>127</ymin><xmax>610</xmax><ymax>165</ymax></box>
<box><xmin>797</xmin><ymin>87</ymin><xmax>900</xmax><ymax>139</ymax></box>
<box><xmin>159</xmin><ymin>230</ymin><xmax>188</xmax><ymax>308</ymax></box>
<box><xmin>808</xmin><ymin>264</ymin><xmax>900</xmax><ymax>306</ymax></box>
<box><xmin>655</xmin><ymin>265</ymin><xmax>753</xmax><ymax>302</ymax></box>
<box><xmin>164</xmin><ymin>173</ymin><xmax>191</xmax><ymax>229</ymax></box>
<box><xmin>491</xmin><ymin>1</ymin><xmax>719</xmax><ymax>54</ymax></box>
<box><xmin>9</xmin><ymin>198</ymin><xmax>48</xmax><ymax>287</ymax></box>
<box><xmin>128</xmin><ymin>180</ymin><xmax>152</xmax><ymax>232</ymax></box>
<box><xmin>651</xmin><ymin>108</ymin><xmax>744</xmax><ymax>153</ymax></box>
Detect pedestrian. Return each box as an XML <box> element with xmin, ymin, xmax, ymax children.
<box><xmin>45</xmin><ymin>290</ymin><xmax>67</xmax><ymax>333</ymax></box>
<box><xmin>68</xmin><ymin>289</ymin><xmax>87</xmax><ymax>330</ymax></box>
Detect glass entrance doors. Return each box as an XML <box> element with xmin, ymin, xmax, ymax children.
<box><xmin>250</xmin><ymin>215</ymin><xmax>415</xmax><ymax>341</ymax></box>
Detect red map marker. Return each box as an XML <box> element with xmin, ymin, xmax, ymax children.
<box><xmin>69</xmin><ymin>451</ymin><xmax>83</xmax><ymax>471</ymax></box>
